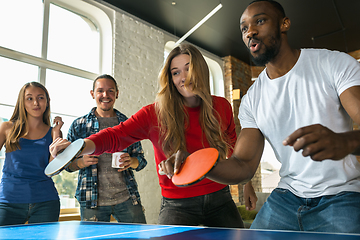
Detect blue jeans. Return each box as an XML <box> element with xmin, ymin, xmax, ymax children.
<box><xmin>158</xmin><ymin>186</ymin><xmax>244</xmax><ymax>228</ymax></box>
<box><xmin>80</xmin><ymin>198</ymin><xmax>146</xmax><ymax>223</ymax></box>
<box><xmin>0</xmin><ymin>200</ymin><xmax>60</xmax><ymax>226</ymax></box>
<box><xmin>251</xmin><ymin>188</ymin><xmax>360</xmax><ymax>233</ymax></box>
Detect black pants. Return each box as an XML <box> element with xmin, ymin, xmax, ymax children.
<box><xmin>158</xmin><ymin>186</ymin><xmax>244</xmax><ymax>228</ymax></box>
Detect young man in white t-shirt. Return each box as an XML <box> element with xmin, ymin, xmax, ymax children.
<box><xmin>164</xmin><ymin>0</ymin><xmax>360</xmax><ymax>234</ymax></box>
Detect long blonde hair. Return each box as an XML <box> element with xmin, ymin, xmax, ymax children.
<box><xmin>5</xmin><ymin>82</ymin><xmax>51</xmax><ymax>152</ymax></box>
<box><xmin>156</xmin><ymin>44</ymin><xmax>230</xmax><ymax>159</ymax></box>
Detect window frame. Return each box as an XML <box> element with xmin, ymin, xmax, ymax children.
<box><xmin>0</xmin><ymin>0</ymin><xmax>112</xmax><ymax>85</ymax></box>
<box><xmin>0</xmin><ymin>0</ymin><xmax>113</xmax><ymax>213</ymax></box>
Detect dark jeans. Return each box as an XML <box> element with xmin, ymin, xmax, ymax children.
<box><xmin>158</xmin><ymin>186</ymin><xmax>244</xmax><ymax>228</ymax></box>
<box><xmin>80</xmin><ymin>198</ymin><xmax>146</xmax><ymax>223</ymax></box>
<box><xmin>0</xmin><ymin>200</ymin><xmax>60</xmax><ymax>226</ymax></box>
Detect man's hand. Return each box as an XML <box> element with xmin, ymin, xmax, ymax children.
<box><xmin>77</xmin><ymin>155</ymin><xmax>99</xmax><ymax>168</ymax></box>
<box><xmin>158</xmin><ymin>150</ymin><xmax>190</xmax><ymax>179</ymax></box>
<box><xmin>244</xmin><ymin>181</ymin><xmax>257</xmax><ymax>211</ymax></box>
<box><xmin>283</xmin><ymin>124</ymin><xmax>353</xmax><ymax>161</ymax></box>
<box><xmin>116</xmin><ymin>153</ymin><xmax>139</xmax><ymax>172</ymax></box>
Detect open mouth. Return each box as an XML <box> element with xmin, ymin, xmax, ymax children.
<box><xmin>249</xmin><ymin>39</ymin><xmax>261</xmax><ymax>52</ymax></box>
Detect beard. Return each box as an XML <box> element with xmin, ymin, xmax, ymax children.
<box><xmin>99</xmin><ymin>106</ymin><xmax>113</xmax><ymax>112</ymax></box>
<box><xmin>250</xmin><ymin>27</ymin><xmax>281</xmax><ymax>66</ymax></box>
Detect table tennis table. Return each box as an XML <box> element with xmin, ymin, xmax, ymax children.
<box><xmin>0</xmin><ymin>221</ymin><xmax>359</xmax><ymax>240</ymax></box>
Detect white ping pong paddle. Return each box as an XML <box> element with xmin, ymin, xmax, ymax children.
<box><xmin>45</xmin><ymin>139</ymin><xmax>85</xmax><ymax>177</ymax></box>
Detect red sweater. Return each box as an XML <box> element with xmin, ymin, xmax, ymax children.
<box><xmin>87</xmin><ymin>96</ymin><xmax>237</xmax><ymax>199</ymax></box>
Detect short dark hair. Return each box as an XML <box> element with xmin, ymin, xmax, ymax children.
<box><xmin>249</xmin><ymin>0</ymin><xmax>286</xmax><ymax>18</ymax></box>
<box><xmin>93</xmin><ymin>74</ymin><xmax>118</xmax><ymax>91</ymax></box>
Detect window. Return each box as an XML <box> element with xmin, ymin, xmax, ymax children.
<box><xmin>0</xmin><ymin>0</ymin><xmax>112</xmax><ymax>209</ymax></box>
<box><xmin>164</xmin><ymin>41</ymin><xmax>225</xmax><ymax>97</ymax></box>
<box><xmin>261</xmin><ymin>140</ymin><xmax>281</xmax><ymax>193</ymax></box>
<box><xmin>47</xmin><ymin>4</ymin><xmax>100</xmax><ymax>73</ymax></box>
<box><xmin>206</xmin><ymin>57</ymin><xmax>225</xmax><ymax>97</ymax></box>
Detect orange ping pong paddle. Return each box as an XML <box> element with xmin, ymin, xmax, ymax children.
<box><xmin>169</xmin><ymin>148</ymin><xmax>219</xmax><ymax>187</ymax></box>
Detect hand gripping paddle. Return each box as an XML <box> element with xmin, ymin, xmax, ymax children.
<box><xmin>171</xmin><ymin>148</ymin><xmax>219</xmax><ymax>187</ymax></box>
<box><xmin>45</xmin><ymin>139</ymin><xmax>85</xmax><ymax>177</ymax></box>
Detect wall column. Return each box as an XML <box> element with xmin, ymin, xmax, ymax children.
<box><xmin>223</xmin><ymin>55</ymin><xmax>263</xmax><ymax>204</ymax></box>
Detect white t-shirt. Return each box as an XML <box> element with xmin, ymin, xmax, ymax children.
<box><xmin>239</xmin><ymin>48</ymin><xmax>360</xmax><ymax>198</ymax></box>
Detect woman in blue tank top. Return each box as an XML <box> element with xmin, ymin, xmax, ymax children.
<box><xmin>0</xmin><ymin>82</ymin><xmax>63</xmax><ymax>226</ymax></box>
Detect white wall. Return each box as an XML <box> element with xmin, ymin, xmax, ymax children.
<box><xmin>112</xmin><ymin>9</ymin><xmax>164</xmax><ymax>224</ymax></box>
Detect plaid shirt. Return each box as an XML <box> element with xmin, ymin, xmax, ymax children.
<box><xmin>66</xmin><ymin>107</ymin><xmax>147</xmax><ymax>209</ymax></box>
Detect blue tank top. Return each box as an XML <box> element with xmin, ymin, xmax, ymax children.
<box><xmin>0</xmin><ymin>127</ymin><xmax>58</xmax><ymax>203</ymax></box>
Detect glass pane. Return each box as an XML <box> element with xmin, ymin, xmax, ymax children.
<box><xmin>0</xmin><ymin>57</ymin><xmax>39</xmax><ymax>106</ymax></box>
<box><xmin>261</xmin><ymin>140</ymin><xmax>281</xmax><ymax>193</ymax></box>
<box><xmin>49</xmin><ymin>113</ymin><xmax>76</xmax><ymax>141</ymax></box>
<box><xmin>0</xmin><ymin>0</ymin><xmax>43</xmax><ymax>57</ymax></box>
<box><xmin>0</xmin><ymin>105</ymin><xmax>14</xmax><ymax>122</ymax></box>
<box><xmin>46</xmin><ymin>69</ymin><xmax>94</xmax><ymax>117</ymax></box>
<box><xmin>49</xmin><ymin>112</ymin><xmax>79</xmax><ymax>208</ymax></box>
<box><xmin>48</xmin><ymin>4</ymin><xmax>100</xmax><ymax>72</ymax></box>
<box><xmin>52</xmin><ymin>169</ymin><xmax>79</xmax><ymax>208</ymax></box>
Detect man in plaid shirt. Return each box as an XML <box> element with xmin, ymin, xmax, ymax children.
<box><xmin>66</xmin><ymin>74</ymin><xmax>147</xmax><ymax>223</ymax></box>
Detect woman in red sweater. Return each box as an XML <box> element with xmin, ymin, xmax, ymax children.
<box><xmin>51</xmin><ymin>44</ymin><xmax>255</xmax><ymax>228</ymax></box>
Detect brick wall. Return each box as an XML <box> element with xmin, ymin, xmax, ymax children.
<box><xmin>223</xmin><ymin>56</ymin><xmax>264</xmax><ymax>204</ymax></box>
<box><xmin>348</xmin><ymin>49</ymin><xmax>360</xmax><ymax>60</ymax></box>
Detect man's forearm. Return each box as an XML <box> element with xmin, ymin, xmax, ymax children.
<box><xmin>347</xmin><ymin>130</ymin><xmax>360</xmax><ymax>156</ymax></box>
<box><xmin>207</xmin><ymin>155</ymin><xmax>258</xmax><ymax>185</ymax></box>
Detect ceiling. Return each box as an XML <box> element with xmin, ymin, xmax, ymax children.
<box><xmin>101</xmin><ymin>0</ymin><xmax>360</xmax><ymax>65</ymax></box>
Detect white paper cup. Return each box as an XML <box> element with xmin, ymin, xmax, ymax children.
<box><xmin>112</xmin><ymin>152</ymin><xmax>126</xmax><ymax>168</ymax></box>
